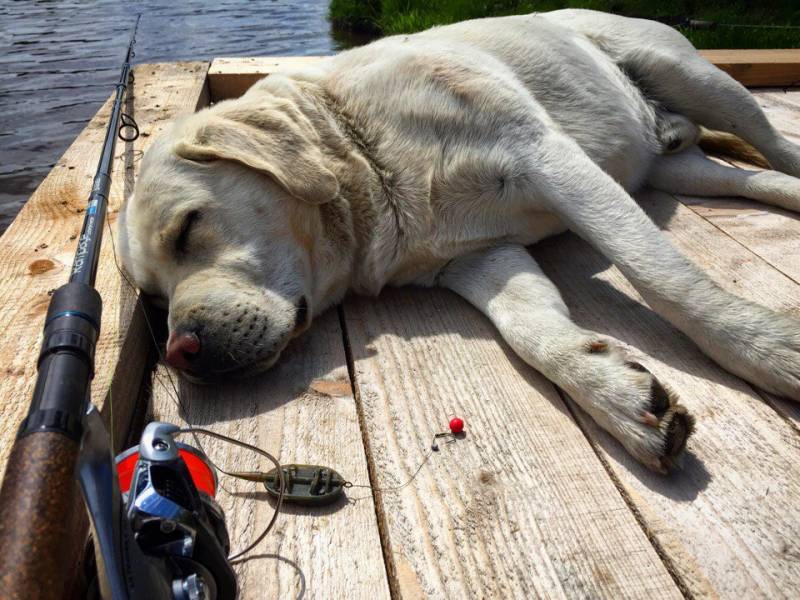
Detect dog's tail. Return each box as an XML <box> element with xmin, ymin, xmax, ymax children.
<box><xmin>698</xmin><ymin>128</ymin><xmax>770</xmax><ymax>169</ymax></box>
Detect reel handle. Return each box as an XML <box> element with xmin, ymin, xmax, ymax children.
<box><xmin>0</xmin><ymin>432</ymin><xmax>83</xmax><ymax>600</ymax></box>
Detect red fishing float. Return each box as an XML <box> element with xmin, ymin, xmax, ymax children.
<box><xmin>449</xmin><ymin>417</ymin><xmax>464</xmax><ymax>434</ymax></box>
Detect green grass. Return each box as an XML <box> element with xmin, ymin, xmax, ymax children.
<box><xmin>329</xmin><ymin>0</ymin><xmax>800</xmax><ymax>49</ymax></box>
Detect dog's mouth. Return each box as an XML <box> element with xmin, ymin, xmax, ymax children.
<box><xmin>180</xmin><ymin>357</ymin><xmax>275</xmax><ymax>385</ymax></box>
<box><xmin>177</xmin><ymin>345</ymin><xmax>285</xmax><ymax>385</ymax></box>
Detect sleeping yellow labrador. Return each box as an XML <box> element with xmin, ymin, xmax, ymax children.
<box><xmin>120</xmin><ymin>10</ymin><xmax>800</xmax><ymax>473</ymax></box>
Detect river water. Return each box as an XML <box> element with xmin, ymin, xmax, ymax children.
<box><xmin>0</xmin><ymin>0</ymin><xmax>347</xmax><ymax>233</ymax></box>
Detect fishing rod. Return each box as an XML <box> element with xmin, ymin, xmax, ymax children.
<box><xmin>0</xmin><ymin>16</ymin><xmax>238</xmax><ymax>600</ymax></box>
<box><xmin>0</xmin><ymin>14</ymin><xmax>142</xmax><ymax>596</ymax></box>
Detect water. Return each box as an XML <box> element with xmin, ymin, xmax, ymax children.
<box><xmin>0</xmin><ymin>0</ymin><xmax>348</xmax><ymax>233</ymax></box>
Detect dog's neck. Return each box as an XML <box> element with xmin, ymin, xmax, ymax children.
<box><xmin>314</xmin><ymin>83</ymin><xmax>448</xmax><ymax>296</ymax></box>
<box><xmin>285</xmin><ymin>80</ymin><xmax>409</xmax><ymax>296</ymax></box>
<box><xmin>266</xmin><ymin>74</ymin><xmax>440</xmax><ymax>300</ymax></box>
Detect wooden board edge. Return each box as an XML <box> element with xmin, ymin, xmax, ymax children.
<box><xmin>206</xmin><ymin>51</ymin><xmax>800</xmax><ymax>102</ymax></box>
<box><xmin>700</xmin><ymin>49</ymin><xmax>800</xmax><ymax>86</ymax></box>
<box><xmin>209</xmin><ymin>72</ymin><xmax>264</xmax><ymax>103</ymax></box>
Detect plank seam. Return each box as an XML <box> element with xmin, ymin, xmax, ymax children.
<box><xmin>752</xmin><ymin>388</ymin><xmax>800</xmax><ymax>437</ymax></box>
<box><xmin>118</xmin><ymin>307</ymin><xmax>162</xmax><ymax>450</ymax></box>
<box><xmin>337</xmin><ymin>305</ymin><xmax>400</xmax><ymax>599</ymax></box>
<box><xmin>677</xmin><ymin>195</ymin><xmax>800</xmax><ymax>287</ymax></box>
<box><xmin>669</xmin><ymin>166</ymin><xmax>800</xmax><ymax>288</ymax></box>
<box><xmin>554</xmin><ymin>386</ymin><xmax>695</xmax><ymax>599</ymax></box>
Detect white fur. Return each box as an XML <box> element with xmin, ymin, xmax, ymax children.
<box><xmin>120</xmin><ymin>10</ymin><xmax>800</xmax><ymax>470</ymax></box>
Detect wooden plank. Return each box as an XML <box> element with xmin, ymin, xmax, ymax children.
<box><xmin>207</xmin><ymin>52</ymin><xmax>800</xmax><ymax>102</ymax></box>
<box><xmin>0</xmin><ymin>61</ymin><xmax>209</xmax><ymax>479</ymax></box>
<box><xmin>343</xmin><ymin>290</ymin><xmax>684</xmax><ymax>599</ymax></box>
<box><xmin>755</xmin><ymin>88</ymin><xmax>800</xmax><ymax>117</ymax></box>
<box><xmin>690</xmin><ymin>90</ymin><xmax>800</xmax><ymax>285</ymax></box>
<box><xmin>208</xmin><ymin>56</ymin><xmax>327</xmax><ymax>101</ymax></box>
<box><xmin>531</xmin><ymin>190</ymin><xmax>800</xmax><ymax>599</ymax></box>
<box><xmin>677</xmin><ymin>195</ymin><xmax>800</xmax><ymax>286</ymax></box>
<box><xmin>699</xmin><ymin>49</ymin><xmax>800</xmax><ymax>87</ymax></box>
<box><xmin>750</xmin><ymin>89</ymin><xmax>800</xmax><ymax>141</ymax></box>
<box><xmin>150</xmin><ymin>309</ymin><xmax>390</xmax><ymax>600</ymax></box>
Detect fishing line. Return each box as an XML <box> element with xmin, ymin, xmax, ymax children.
<box><xmin>345</xmin><ymin>421</ymin><xmax>466</xmax><ymax>497</ymax></box>
<box><xmin>175</xmin><ymin>427</ymin><xmax>285</xmax><ymax>562</ymax></box>
<box><xmin>667</xmin><ymin>17</ymin><xmax>800</xmax><ymax>31</ymax></box>
<box><xmin>104</xmin><ymin>215</ymin><xmax>285</xmax><ymax>560</ymax></box>
<box><xmin>344</xmin><ymin>448</ymin><xmax>435</xmax><ymax>501</ymax></box>
<box><xmin>104</xmin><ymin>217</ymin><xmax>219</xmax><ymax>462</ymax></box>
<box><xmin>715</xmin><ymin>23</ymin><xmax>800</xmax><ymax>30</ymax></box>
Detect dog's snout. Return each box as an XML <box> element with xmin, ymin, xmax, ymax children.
<box><xmin>165</xmin><ymin>330</ymin><xmax>201</xmax><ymax>371</ymax></box>
<box><xmin>165</xmin><ymin>297</ymin><xmax>297</xmax><ymax>381</ymax></box>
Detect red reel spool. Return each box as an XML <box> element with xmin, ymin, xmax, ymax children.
<box><xmin>116</xmin><ymin>443</ymin><xmax>217</xmax><ymax>498</ymax></box>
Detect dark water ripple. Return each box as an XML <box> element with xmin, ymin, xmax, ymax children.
<box><xmin>0</xmin><ymin>0</ymin><xmax>343</xmax><ymax>233</ymax></box>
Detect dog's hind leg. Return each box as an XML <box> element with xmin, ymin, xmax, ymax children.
<box><xmin>546</xmin><ymin>10</ymin><xmax>800</xmax><ymax>177</ymax></box>
<box><xmin>633</xmin><ymin>58</ymin><xmax>800</xmax><ymax>177</ymax></box>
<box><xmin>439</xmin><ymin>243</ymin><xmax>694</xmax><ymax>472</ymax></box>
<box><xmin>647</xmin><ymin>147</ymin><xmax>800</xmax><ymax>213</ymax></box>
<box><xmin>523</xmin><ymin>131</ymin><xmax>800</xmax><ymax>401</ymax></box>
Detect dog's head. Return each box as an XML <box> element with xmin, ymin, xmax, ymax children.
<box><xmin>119</xmin><ymin>90</ymin><xmax>350</xmax><ymax>382</ymax></box>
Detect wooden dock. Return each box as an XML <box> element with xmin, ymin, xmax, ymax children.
<box><xmin>1</xmin><ymin>51</ymin><xmax>799</xmax><ymax>599</ymax></box>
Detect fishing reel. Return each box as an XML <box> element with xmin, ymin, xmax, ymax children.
<box><xmin>80</xmin><ymin>412</ymin><xmax>237</xmax><ymax>599</ymax></box>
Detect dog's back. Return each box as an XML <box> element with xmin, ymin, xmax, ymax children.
<box><xmin>327</xmin><ymin>13</ymin><xmax>671</xmax><ymax>191</ymax></box>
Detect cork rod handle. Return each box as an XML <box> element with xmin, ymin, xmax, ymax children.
<box><xmin>0</xmin><ymin>432</ymin><xmax>81</xmax><ymax>600</ymax></box>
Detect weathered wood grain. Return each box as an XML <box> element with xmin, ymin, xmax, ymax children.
<box><xmin>343</xmin><ymin>290</ymin><xmax>683</xmax><ymax>599</ymax></box>
<box><xmin>700</xmin><ymin>49</ymin><xmax>800</xmax><ymax>87</ymax></box>
<box><xmin>532</xmin><ymin>191</ymin><xmax>800</xmax><ymax>598</ymax></box>
<box><xmin>0</xmin><ymin>62</ymin><xmax>209</xmax><ymax>479</ymax></box>
<box><xmin>677</xmin><ymin>195</ymin><xmax>800</xmax><ymax>286</ymax></box>
<box><xmin>760</xmin><ymin>88</ymin><xmax>800</xmax><ymax>106</ymax></box>
<box><xmin>678</xmin><ymin>91</ymin><xmax>800</xmax><ymax>286</ymax></box>
<box><xmin>208</xmin><ymin>56</ymin><xmax>327</xmax><ymax>101</ymax></box>
<box><xmin>150</xmin><ymin>309</ymin><xmax>390</xmax><ymax>600</ymax></box>
<box><xmin>755</xmin><ymin>89</ymin><xmax>800</xmax><ymax>136</ymax></box>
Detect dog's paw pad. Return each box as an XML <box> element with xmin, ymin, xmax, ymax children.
<box><xmin>635</xmin><ymin>376</ymin><xmax>694</xmax><ymax>473</ymax></box>
<box><xmin>572</xmin><ymin>342</ymin><xmax>696</xmax><ymax>473</ymax></box>
<box><xmin>603</xmin><ymin>360</ymin><xmax>694</xmax><ymax>472</ymax></box>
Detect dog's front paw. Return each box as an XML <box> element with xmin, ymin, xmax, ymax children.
<box><xmin>706</xmin><ymin>306</ymin><xmax>800</xmax><ymax>401</ymax></box>
<box><xmin>564</xmin><ymin>342</ymin><xmax>695</xmax><ymax>473</ymax></box>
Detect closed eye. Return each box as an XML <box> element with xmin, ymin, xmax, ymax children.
<box><xmin>175</xmin><ymin>210</ymin><xmax>200</xmax><ymax>255</ymax></box>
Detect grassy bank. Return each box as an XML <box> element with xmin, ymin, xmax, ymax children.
<box><xmin>329</xmin><ymin>1</ymin><xmax>800</xmax><ymax>49</ymax></box>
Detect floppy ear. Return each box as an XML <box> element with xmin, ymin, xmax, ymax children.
<box><xmin>173</xmin><ymin>105</ymin><xmax>339</xmax><ymax>205</ymax></box>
